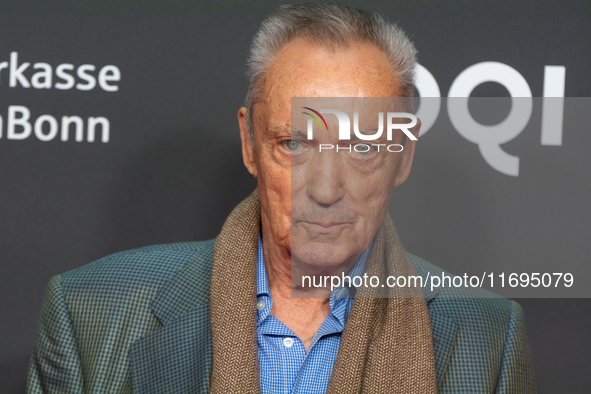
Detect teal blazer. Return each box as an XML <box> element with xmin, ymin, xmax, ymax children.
<box><xmin>27</xmin><ymin>239</ymin><xmax>536</xmax><ymax>393</ymax></box>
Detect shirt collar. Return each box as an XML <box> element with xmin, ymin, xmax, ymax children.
<box><xmin>256</xmin><ymin>234</ymin><xmax>271</xmax><ymax>298</ymax></box>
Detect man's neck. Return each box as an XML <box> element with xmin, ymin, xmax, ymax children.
<box><xmin>260</xmin><ymin>226</ymin><xmax>362</xmax><ymax>351</ymax></box>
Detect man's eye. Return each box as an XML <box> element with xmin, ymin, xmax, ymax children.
<box><xmin>283</xmin><ymin>140</ymin><xmax>301</xmax><ymax>151</ymax></box>
<box><xmin>353</xmin><ymin>144</ymin><xmax>372</xmax><ymax>155</ymax></box>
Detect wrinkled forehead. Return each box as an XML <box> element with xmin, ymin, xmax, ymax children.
<box><xmin>292</xmin><ymin>97</ymin><xmax>408</xmax><ymax>131</ymax></box>
<box><xmin>253</xmin><ymin>38</ymin><xmax>402</xmax><ymax>128</ymax></box>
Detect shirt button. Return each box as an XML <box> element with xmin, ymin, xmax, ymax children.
<box><xmin>283</xmin><ymin>337</ymin><xmax>294</xmax><ymax>348</ymax></box>
<box><xmin>256</xmin><ymin>300</ymin><xmax>265</xmax><ymax>310</ymax></box>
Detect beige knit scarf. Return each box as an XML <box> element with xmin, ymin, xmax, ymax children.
<box><xmin>209</xmin><ymin>188</ymin><xmax>438</xmax><ymax>393</ymax></box>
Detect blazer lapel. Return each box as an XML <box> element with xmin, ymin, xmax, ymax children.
<box><xmin>129</xmin><ymin>306</ymin><xmax>211</xmax><ymax>393</ymax></box>
<box><xmin>412</xmin><ymin>260</ymin><xmax>459</xmax><ymax>388</ymax></box>
<box><xmin>428</xmin><ymin>309</ymin><xmax>458</xmax><ymax>388</ymax></box>
<box><xmin>423</xmin><ymin>284</ymin><xmax>458</xmax><ymax>388</ymax></box>
<box><xmin>129</xmin><ymin>243</ymin><xmax>215</xmax><ymax>393</ymax></box>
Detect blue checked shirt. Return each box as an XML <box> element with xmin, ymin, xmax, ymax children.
<box><xmin>256</xmin><ymin>236</ymin><xmax>371</xmax><ymax>394</ymax></box>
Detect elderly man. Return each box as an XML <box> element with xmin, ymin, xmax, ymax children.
<box><xmin>27</xmin><ymin>3</ymin><xmax>535</xmax><ymax>393</ymax></box>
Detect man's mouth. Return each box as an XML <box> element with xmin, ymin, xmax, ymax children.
<box><xmin>299</xmin><ymin>221</ymin><xmax>351</xmax><ymax>231</ymax></box>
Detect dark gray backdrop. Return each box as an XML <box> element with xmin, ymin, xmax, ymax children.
<box><xmin>1</xmin><ymin>0</ymin><xmax>589</xmax><ymax>392</ymax></box>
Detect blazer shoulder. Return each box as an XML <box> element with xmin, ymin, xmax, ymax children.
<box><xmin>31</xmin><ymin>240</ymin><xmax>216</xmax><ymax>393</ymax></box>
<box><xmin>58</xmin><ymin>239</ymin><xmax>216</xmax><ymax>297</ymax></box>
<box><xmin>407</xmin><ymin>251</ymin><xmax>515</xmax><ymax>323</ymax></box>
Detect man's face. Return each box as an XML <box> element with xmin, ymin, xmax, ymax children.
<box><xmin>239</xmin><ymin>37</ymin><xmax>420</xmax><ymax>271</ymax></box>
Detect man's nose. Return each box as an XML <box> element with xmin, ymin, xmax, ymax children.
<box><xmin>307</xmin><ymin>150</ymin><xmax>345</xmax><ymax>206</ymax></box>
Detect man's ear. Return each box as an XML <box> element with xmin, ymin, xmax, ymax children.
<box><xmin>392</xmin><ymin>117</ymin><xmax>421</xmax><ymax>188</ymax></box>
<box><xmin>238</xmin><ymin>106</ymin><xmax>258</xmax><ymax>178</ymax></box>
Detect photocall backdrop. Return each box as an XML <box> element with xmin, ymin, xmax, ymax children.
<box><xmin>1</xmin><ymin>0</ymin><xmax>589</xmax><ymax>392</ymax></box>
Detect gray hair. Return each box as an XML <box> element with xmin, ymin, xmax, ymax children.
<box><xmin>244</xmin><ymin>2</ymin><xmax>418</xmax><ymax>145</ymax></box>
